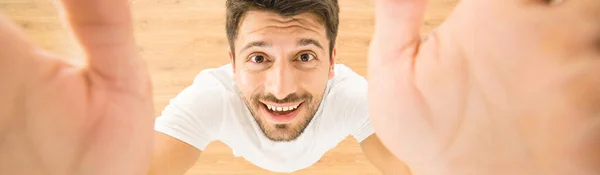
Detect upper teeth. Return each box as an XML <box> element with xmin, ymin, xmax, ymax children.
<box><xmin>266</xmin><ymin>104</ymin><xmax>300</xmax><ymax>112</ymax></box>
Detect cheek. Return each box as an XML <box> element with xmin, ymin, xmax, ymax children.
<box><xmin>297</xmin><ymin>70</ymin><xmax>330</xmax><ymax>95</ymax></box>
<box><xmin>235</xmin><ymin>71</ymin><xmax>264</xmax><ymax>96</ymax></box>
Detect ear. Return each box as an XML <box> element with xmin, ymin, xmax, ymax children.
<box><xmin>229</xmin><ymin>50</ymin><xmax>236</xmax><ymax>73</ymax></box>
<box><xmin>329</xmin><ymin>47</ymin><xmax>337</xmax><ymax>80</ymax></box>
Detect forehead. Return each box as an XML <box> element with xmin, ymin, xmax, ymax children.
<box><xmin>237</xmin><ymin>10</ymin><xmax>328</xmax><ymax>42</ymax></box>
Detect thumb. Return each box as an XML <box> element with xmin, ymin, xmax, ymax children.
<box><xmin>371</xmin><ymin>0</ymin><xmax>426</xmax><ymax>63</ymax></box>
<box><xmin>367</xmin><ymin>0</ymin><xmax>435</xmax><ymax>162</ymax></box>
<box><xmin>59</xmin><ymin>0</ymin><xmax>148</xmax><ymax>91</ymax></box>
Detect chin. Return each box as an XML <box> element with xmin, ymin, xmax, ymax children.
<box><xmin>259</xmin><ymin>118</ymin><xmax>304</xmax><ymax>142</ymax></box>
<box><xmin>257</xmin><ymin>114</ymin><xmax>313</xmax><ymax>142</ymax></box>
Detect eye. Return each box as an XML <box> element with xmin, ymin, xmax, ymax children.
<box><xmin>298</xmin><ymin>53</ymin><xmax>316</xmax><ymax>62</ymax></box>
<box><xmin>545</xmin><ymin>0</ymin><xmax>563</xmax><ymax>5</ymax></box>
<box><xmin>249</xmin><ymin>54</ymin><xmax>267</xmax><ymax>63</ymax></box>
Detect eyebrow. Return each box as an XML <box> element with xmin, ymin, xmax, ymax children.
<box><xmin>240</xmin><ymin>41</ymin><xmax>272</xmax><ymax>53</ymax></box>
<box><xmin>239</xmin><ymin>38</ymin><xmax>325</xmax><ymax>53</ymax></box>
<box><xmin>298</xmin><ymin>38</ymin><xmax>324</xmax><ymax>51</ymax></box>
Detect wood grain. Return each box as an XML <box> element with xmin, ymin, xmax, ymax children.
<box><xmin>0</xmin><ymin>0</ymin><xmax>457</xmax><ymax>174</ymax></box>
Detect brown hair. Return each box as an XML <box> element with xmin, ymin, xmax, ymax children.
<box><xmin>226</xmin><ymin>0</ymin><xmax>339</xmax><ymax>59</ymax></box>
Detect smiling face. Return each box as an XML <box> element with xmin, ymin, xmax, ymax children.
<box><xmin>231</xmin><ymin>11</ymin><xmax>336</xmax><ymax>142</ymax></box>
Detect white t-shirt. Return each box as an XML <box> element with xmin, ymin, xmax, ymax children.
<box><xmin>154</xmin><ymin>64</ymin><xmax>374</xmax><ymax>173</ymax></box>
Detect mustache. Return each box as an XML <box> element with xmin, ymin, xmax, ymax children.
<box><xmin>253</xmin><ymin>93</ymin><xmax>312</xmax><ymax>104</ymax></box>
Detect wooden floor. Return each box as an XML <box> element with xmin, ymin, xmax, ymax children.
<box><xmin>1</xmin><ymin>0</ymin><xmax>457</xmax><ymax>174</ymax></box>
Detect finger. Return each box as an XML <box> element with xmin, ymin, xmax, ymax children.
<box><xmin>367</xmin><ymin>0</ymin><xmax>436</xmax><ymax>161</ymax></box>
<box><xmin>59</xmin><ymin>0</ymin><xmax>147</xmax><ymax>88</ymax></box>
<box><xmin>371</xmin><ymin>0</ymin><xmax>427</xmax><ymax>63</ymax></box>
<box><xmin>0</xmin><ymin>13</ymin><xmax>36</xmax><ymax>77</ymax></box>
<box><xmin>0</xmin><ymin>13</ymin><xmax>36</xmax><ymax>137</ymax></box>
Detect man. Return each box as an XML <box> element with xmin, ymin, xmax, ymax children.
<box><xmin>1</xmin><ymin>0</ymin><xmax>599</xmax><ymax>175</ymax></box>
<box><xmin>148</xmin><ymin>0</ymin><xmax>410</xmax><ymax>174</ymax></box>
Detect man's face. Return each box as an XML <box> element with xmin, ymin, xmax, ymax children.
<box><xmin>231</xmin><ymin>10</ymin><xmax>335</xmax><ymax>142</ymax></box>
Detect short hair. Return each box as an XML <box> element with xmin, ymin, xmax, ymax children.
<box><xmin>226</xmin><ymin>0</ymin><xmax>339</xmax><ymax>59</ymax></box>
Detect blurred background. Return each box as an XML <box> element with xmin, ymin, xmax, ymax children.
<box><xmin>0</xmin><ymin>0</ymin><xmax>457</xmax><ymax>174</ymax></box>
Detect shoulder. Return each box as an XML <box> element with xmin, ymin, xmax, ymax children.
<box><xmin>190</xmin><ymin>64</ymin><xmax>236</xmax><ymax>92</ymax></box>
<box><xmin>158</xmin><ymin>64</ymin><xmax>238</xmax><ymax>123</ymax></box>
<box><xmin>154</xmin><ymin>65</ymin><xmax>239</xmax><ymax>149</ymax></box>
<box><xmin>320</xmin><ymin>64</ymin><xmax>369</xmax><ymax>120</ymax></box>
<box><xmin>327</xmin><ymin>64</ymin><xmax>368</xmax><ymax>102</ymax></box>
<box><xmin>168</xmin><ymin>64</ymin><xmax>235</xmax><ymax>105</ymax></box>
<box><xmin>323</xmin><ymin>65</ymin><xmax>373</xmax><ymax>140</ymax></box>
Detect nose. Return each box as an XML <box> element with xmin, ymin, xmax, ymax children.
<box><xmin>265</xmin><ymin>61</ymin><xmax>298</xmax><ymax>100</ymax></box>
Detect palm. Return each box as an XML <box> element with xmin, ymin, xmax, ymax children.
<box><xmin>369</xmin><ymin>0</ymin><xmax>600</xmax><ymax>174</ymax></box>
<box><xmin>0</xmin><ymin>0</ymin><xmax>153</xmax><ymax>174</ymax></box>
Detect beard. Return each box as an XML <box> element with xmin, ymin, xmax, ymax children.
<box><xmin>242</xmin><ymin>92</ymin><xmax>321</xmax><ymax>142</ymax></box>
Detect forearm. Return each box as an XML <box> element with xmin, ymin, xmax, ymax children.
<box><xmin>377</xmin><ymin>158</ymin><xmax>412</xmax><ymax>175</ymax></box>
<box><xmin>149</xmin><ymin>132</ymin><xmax>202</xmax><ymax>175</ymax></box>
<box><xmin>360</xmin><ymin>134</ymin><xmax>412</xmax><ymax>175</ymax></box>
<box><xmin>147</xmin><ymin>159</ymin><xmax>197</xmax><ymax>175</ymax></box>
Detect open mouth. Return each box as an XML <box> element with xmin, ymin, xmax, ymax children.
<box><xmin>260</xmin><ymin>102</ymin><xmax>303</xmax><ymax>123</ymax></box>
<box><xmin>263</xmin><ymin>103</ymin><xmax>301</xmax><ymax>114</ymax></box>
